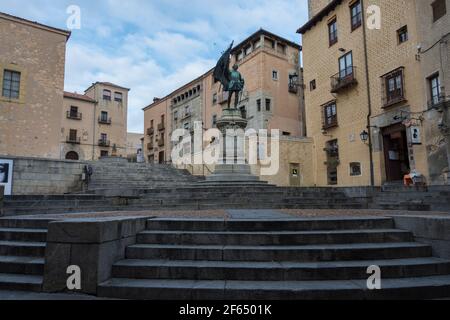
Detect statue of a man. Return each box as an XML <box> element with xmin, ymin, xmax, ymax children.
<box><xmin>213</xmin><ymin>42</ymin><xmax>246</xmax><ymax>110</ymax></box>
<box><xmin>226</xmin><ymin>64</ymin><xmax>245</xmax><ymax>109</ymax></box>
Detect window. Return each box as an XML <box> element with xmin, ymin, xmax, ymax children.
<box><xmin>174</xmin><ymin>111</ymin><xmax>178</xmax><ymax>121</ymax></box>
<box><xmin>383</xmin><ymin>68</ymin><xmax>405</xmax><ymax>107</ymax></box>
<box><xmin>310</xmin><ymin>80</ymin><xmax>316</xmax><ymax>91</ymax></box>
<box><xmin>212</xmin><ymin>115</ymin><xmax>217</xmax><ymax>127</ymax></box>
<box><xmin>432</xmin><ymin>0</ymin><xmax>447</xmax><ymax>22</ymax></box>
<box><xmin>323</xmin><ymin>101</ymin><xmax>338</xmax><ymax>129</ymax></box>
<box><xmin>257</xmin><ymin>99</ymin><xmax>261</xmax><ymax>112</ymax></box>
<box><xmin>272</xmin><ymin>70</ymin><xmax>278</xmax><ymax>81</ymax></box>
<box><xmin>350</xmin><ymin>162</ymin><xmax>362</xmax><ymax>176</ymax></box>
<box><xmin>101</xmin><ymin>111</ymin><xmax>108</xmax><ymax>122</ymax></box>
<box><xmin>397</xmin><ymin>26</ymin><xmax>408</xmax><ymax>44</ymax></box>
<box><xmin>277</xmin><ymin>43</ymin><xmax>286</xmax><ymax>54</ymax></box>
<box><xmin>328</xmin><ymin>19</ymin><xmax>338</xmax><ymax>46</ymax></box>
<box><xmin>69</xmin><ymin>129</ymin><xmax>77</xmax><ymax>141</ymax></box>
<box><xmin>240</xmin><ymin>106</ymin><xmax>247</xmax><ymax>119</ymax></box>
<box><xmin>283</xmin><ymin>132</ymin><xmax>291</xmax><ymax>136</ymax></box>
<box><xmin>100</xmin><ymin>133</ymin><xmax>107</xmax><ymax>142</ymax></box>
<box><xmin>114</xmin><ymin>92</ymin><xmax>123</xmax><ymax>102</ymax></box>
<box><xmin>430</xmin><ymin>74</ymin><xmax>441</xmax><ymax>105</ymax></box>
<box><xmin>151</xmin><ymin>120</ymin><xmax>154</xmax><ymax>128</ymax></box>
<box><xmin>70</xmin><ymin>106</ymin><xmax>78</xmax><ymax>117</ymax></box>
<box><xmin>101</xmin><ymin>151</ymin><xmax>109</xmax><ymax>157</ymax></box>
<box><xmin>103</xmin><ymin>89</ymin><xmax>111</xmax><ymax>101</ymax></box>
<box><xmin>213</xmin><ymin>93</ymin><xmax>217</xmax><ymax>104</ymax></box>
<box><xmin>339</xmin><ymin>52</ymin><xmax>353</xmax><ymax>79</ymax></box>
<box><xmin>265</xmin><ymin>99</ymin><xmax>271</xmax><ymax>112</ymax></box>
<box><xmin>350</xmin><ymin>1</ymin><xmax>362</xmax><ymax>30</ymax></box>
<box><xmin>2</xmin><ymin>70</ymin><xmax>21</xmax><ymax>99</ymax></box>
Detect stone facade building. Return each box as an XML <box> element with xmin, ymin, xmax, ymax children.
<box><xmin>298</xmin><ymin>0</ymin><xmax>450</xmax><ymax>187</ymax></box>
<box><xmin>0</xmin><ymin>12</ymin><xmax>70</xmax><ymax>159</ymax></box>
<box><xmin>143</xmin><ymin>29</ymin><xmax>309</xmax><ymax>186</ymax></box>
<box><xmin>61</xmin><ymin>82</ymin><xmax>130</xmax><ymax>160</ymax></box>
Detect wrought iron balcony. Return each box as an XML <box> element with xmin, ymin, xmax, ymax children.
<box><xmin>428</xmin><ymin>96</ymin><xmax>450</xmax><ymax>110</ymax></box>
<box><xmin>66</xmin><ymin>136</ymin><xmax>81</xmax><ymax>144</ymax></box>
<box><xmin>147</xmin><ymin>127</ymin><xmax>155</xmax><ymax>136</ymax></box>
<box><xmin>158</xmin><ymin>137</ymin><xmax>165</xmax><ymax>147</ymax></box>
<box><xmin>98</xmin><ymin>116</ymin><xmax>112</xmax><ymax>125</ymax></box>
<box><xmin>383</xmin><ymin>91</ymin><xmax>406</xmax><ymax>108</ymax></box>
<box><xmin>66</xmin><ymin>111</ymin><xmax>82</xmax><ymax>120</ymax></box>
<box><xmin>98</xmin><ymin>139</ymin><xmax>110</xmax><ymax>147</ymax></box>
<box><xmin>158</xmin><ymin>123</ymin><xmax>165</xmax><ymax>131</ymax></box>
<box><xmin>330</xmin><ymin>67</ymin><xmax>357</xmax><ymax>93</ymax></box>
<box><xmin>147</xmin><ymin>142</ymin><xmax>154</xmax><ymax>150</ymax></box>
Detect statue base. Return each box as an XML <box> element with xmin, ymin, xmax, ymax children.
<box><xmin>200</xmin><ymin>108</ymin><xmax>267</xmax><ymax>185</ymax></box>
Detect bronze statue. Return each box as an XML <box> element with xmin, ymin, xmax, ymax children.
<box><xmin>213</xmin><ymin>42</ymin><xmax>245</xmax><ymax>109</ymax></box>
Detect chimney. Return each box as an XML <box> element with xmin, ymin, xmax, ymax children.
<box><xmin>153</xmin><ymin>97</ymin><xmax>161</xmax><ymax>103</ymax></box>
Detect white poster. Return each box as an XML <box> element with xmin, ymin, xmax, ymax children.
<box><xmin>0</xmin><ymin>159</ymin><xmax>13</xmax><ymax>196</ymax></box>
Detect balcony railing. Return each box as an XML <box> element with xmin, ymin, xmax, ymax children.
<box><xmin>66</xmin><ymin>136</ymin><xmax>81</xmax><ymax>144</ymax></box>
<box><xmin>182</xmin><ymin>112</ymin><xmax>192</xmax><ymax>120</ymax></box>
<box><xmin>288</xmin><ymin>83</ymin><xmax>298</xmax><ymax>94</ymax></box>
<box><xmin>158</xmin><ymin>138</ymin><xmax>165</xmax><ymax>147</ymax></box>
<box><xmin>66</xmin><ymin>111</ymin><xmax>82</xmax><ymax>120</ymax></box>
<box><xmin>383</xmin><ymin>91</ymin><xmax>406</xmax><ymax>108</ymax></box>
<box><xmin>147</xmin><ymin>142</ymin><xmax>154</xmax><ymax>150</ymax></box>
<box><xmin>330</xmin><ymin>67</ymin><xmax>357</xmax><ymax>93</ymax></box>
<box><xmin>147</xmin><ymin>127</ymin><xmax>155</xmax><ymax>136</ymax></box>
<box><xmin>98</xmin><ymin>139</ymin><xmax>110</xmax><ymax>147</ymax></box>
<box><xmin>98</xmin><ymin>117</ymin><xmax>112</xmax><ymax>125</ymax></box>
<box><xmin>323</xmin><ymin>116</ymin><xmax>338</xmax><ymax>130</ymax></box>
<box><xmin>158</xmin><ymin>123</ymin><xmax>165</xmax><ymax>131</ymax></box>
<box><xmin>428</xmin><ymin>96</ymin><xmax>450</xmax><ymax>110</ymax></box>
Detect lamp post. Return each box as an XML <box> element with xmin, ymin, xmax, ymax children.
<box><xmin>360</xmin><ymin>130</ymin><xmax>369</xmax><ymax>144</ymax></box>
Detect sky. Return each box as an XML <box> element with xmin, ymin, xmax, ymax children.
<box><xmin>0</xmin><ymin>0</ymin><xmax>309</xmax><ymax>133</ymax></box>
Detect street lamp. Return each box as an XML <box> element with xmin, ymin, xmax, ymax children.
<box><xmin>360</xmin><ymin>130</ymin><xmax>369</xmax><ymax>144</ymax></box>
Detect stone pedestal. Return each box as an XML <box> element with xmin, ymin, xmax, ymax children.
<box><xmin>204</xmin><ymin>108</ymin><xmax>265</xmax><ymax>185</ymax></box>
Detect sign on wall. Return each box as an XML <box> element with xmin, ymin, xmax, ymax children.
<box><xmin>0</xmin><ymin>159</ymin><xmax>13</xmax><ymax>196</ymax></box>
<box><xmin>410</xmin><ymin>126</ymin><xmax>422</xmax><ymax>145</ymax></box>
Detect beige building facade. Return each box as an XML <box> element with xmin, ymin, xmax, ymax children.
<box><xmin>298</xmin><ymin>0</ymin><xmax>449</xmax><ymax>186</ymax></box>
<box><xmin>61</xmin><ymin>82</ymin><xmax>130</xmax><ymax>160</ymax></box>
<box><xmin>0</xmin><ymin>12</ymin><xmax>70</xmax><ymax>159</ymax></box>
<box><xmin>143</xmin><ymin>29</ymin><xmax>309</xmax><ymax>186</ymax></box>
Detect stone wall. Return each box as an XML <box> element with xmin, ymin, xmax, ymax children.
<box><xmin>1</xmin><ymin>155</ymin><xmax>87</xmax><ymax>195</ymax></box>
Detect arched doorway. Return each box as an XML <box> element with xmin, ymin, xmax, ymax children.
<box><xmin>65</xmin><ymin>151</ymin><xmax>79</xmax><ymax>161</ymax></box>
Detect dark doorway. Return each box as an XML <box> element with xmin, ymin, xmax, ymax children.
<box><xmin>382</xmin><ymin>123</ymin><xmax>410</xmax><ymax>182</ymax></box>
<box><xmin>158</xmin><ymin>151</ymin><xmax>165</xmax><ymax>164</ymax></box>
<box><xmin>65</xmin><ymin>151</ymin><xmax>79</xmax><ymax>161</ymax></box>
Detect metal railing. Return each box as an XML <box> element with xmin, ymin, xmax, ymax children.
<box><xmin>147</xmin><ymin>127</ymin><xmax>155</xmax><ymax>136</ymax></box>
<box><xmin>330</xmin><ymin>67</ymin><xmax>357</xmax><ymax>93</ymax></box>
<box><xmin>66</xmin><ymin>111</ymin><xmax>82</xmax><ymax>120</ymax></box>
<box><xmin>66</xmin><ymin>136</ymin><xmax>81</xmax><ymax>144</ymax></box>
<box><xmin>98</xmin><ymin>139</ymin><xmax>110</xmax><ymax>147</ymax></box>
<box><xmin>158</xmin><ymin>123</ymin><xmax>165</xmax><ymax>131</ymax></box>
<box><xmin>428</xmin><ymin>96</ymin><xmax>450</xmax><ymax>110</ymax></box>
<box><xmin>98</xmin><ymin>117</ymin><xmax>112</xmax><ymax>125</ymax></box>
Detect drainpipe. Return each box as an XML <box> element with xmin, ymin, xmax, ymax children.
<box><xmin>362</xmin><ymin>0</ymin><xmax>375</xmax><ymax>187</ymax></box>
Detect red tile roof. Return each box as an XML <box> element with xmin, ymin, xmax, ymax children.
<box><xmin>64</xmin><ymin>91</ymin><xmax>96</xmax><ymax>103</ymax></box>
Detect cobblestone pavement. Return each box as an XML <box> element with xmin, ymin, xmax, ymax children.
<box><xmin>281</xmin><ymin>209</ymin><xmax>450</xmax><ymax>217</ymax></box>
<box><xmin>12</xmin><ymin>209</ymin><xmax>450</xmax><ymax>220</ymax></box>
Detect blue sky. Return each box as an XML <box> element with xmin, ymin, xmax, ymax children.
<box><xmin>0</xmin><ymin>0</ymin><xmax>309</xmax><ymax>132</ymax></box>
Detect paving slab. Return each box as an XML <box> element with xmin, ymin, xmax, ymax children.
<box><xmin>0</xmin><ymin>290</ymin><xmax>109</xmax><ymax>300</ymax></box>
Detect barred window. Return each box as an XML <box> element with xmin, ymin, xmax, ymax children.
<box><xmin>2</xmin><ymin>70</ymin><xmax>21</xmax><ymax>99</ymax></box>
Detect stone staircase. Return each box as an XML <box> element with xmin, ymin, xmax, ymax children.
<box><xmin>0</xmin><ymin>218</ymin><xmax>52</xmax><ymax>292</ymax></box>
<box><xmin>98</xmin><ymin>217</ymin><xmax>450</xmax><ymax>300</ymax></box>
<box><xmin>370</xmin><ymin>185</ymin><xmax>450</xmax><ymax>212</ymax></box>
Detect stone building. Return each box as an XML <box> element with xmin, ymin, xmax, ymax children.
<box><xmin>143</xmin><ymin>29</ymin><xmax>310</xmax><ymax>186</ymax></box>
<box><xmin>0</xmin><ymin>12</ymin><xmax>71</xmax><ymax>159</ymax></box>
<box><xmin>125</xmin><ymin>132</ymin><xmax>144</xmax><ymax>162</ymax></box>
<box><xmin>61</xmin><ymin>82</ymin><xmax>130</xmax><ymax>160</ymax></box>
<box><xmin>298</xmin><ymin>0</ymin><xmax>450</xmax><ymax>187</ymax></box>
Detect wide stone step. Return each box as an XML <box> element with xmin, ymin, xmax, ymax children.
<box><xmin>112</xmin><ymin>258</ymin><xmax>450</xmax><ymax>281</ymax></box>
<box><xmin>4</xmin><ymin>200</ymin><xmax>112</xmax><ymax>208</ymax></box>
<box><xmin>145</xmin><ymin>218</ymin><xmax>395</xmax><ymax>232</ymax></box>
<box><xmin>0</xmin><ymin>228</ymin><xmax>47</xmax><ymax>242</ymax></box>
<box><xmin>0</xmin><ymin>256</ymin><xmax>45</xmax><ymax>275</ymax></box>
<box><xmin>98</xmin><ymin>275</ymin><xmax>450</xmax><ymax>300</ymax></box>
<box><xmin>136</xmin><ymin>229</ymin><xmax>414</xmax><ymax>246</ymax></box>
<box><xmin>0</xmin><ymin>273</ymin><xmax>43</xmax><ymax>292</ymax></box>
<box><xmin>125</xmin><ymin>242</ymin><xmax>432</xmax><ymax>262</ymax></box>
<box><xmin>0</xmin><ymin>218</ymin><xmax>53</xmax><ymax>229</ymax></box>
<box><xmin>0</xmin><ymin>241</ymin><xmax>46</xmax><ymax>257</ymax></box>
